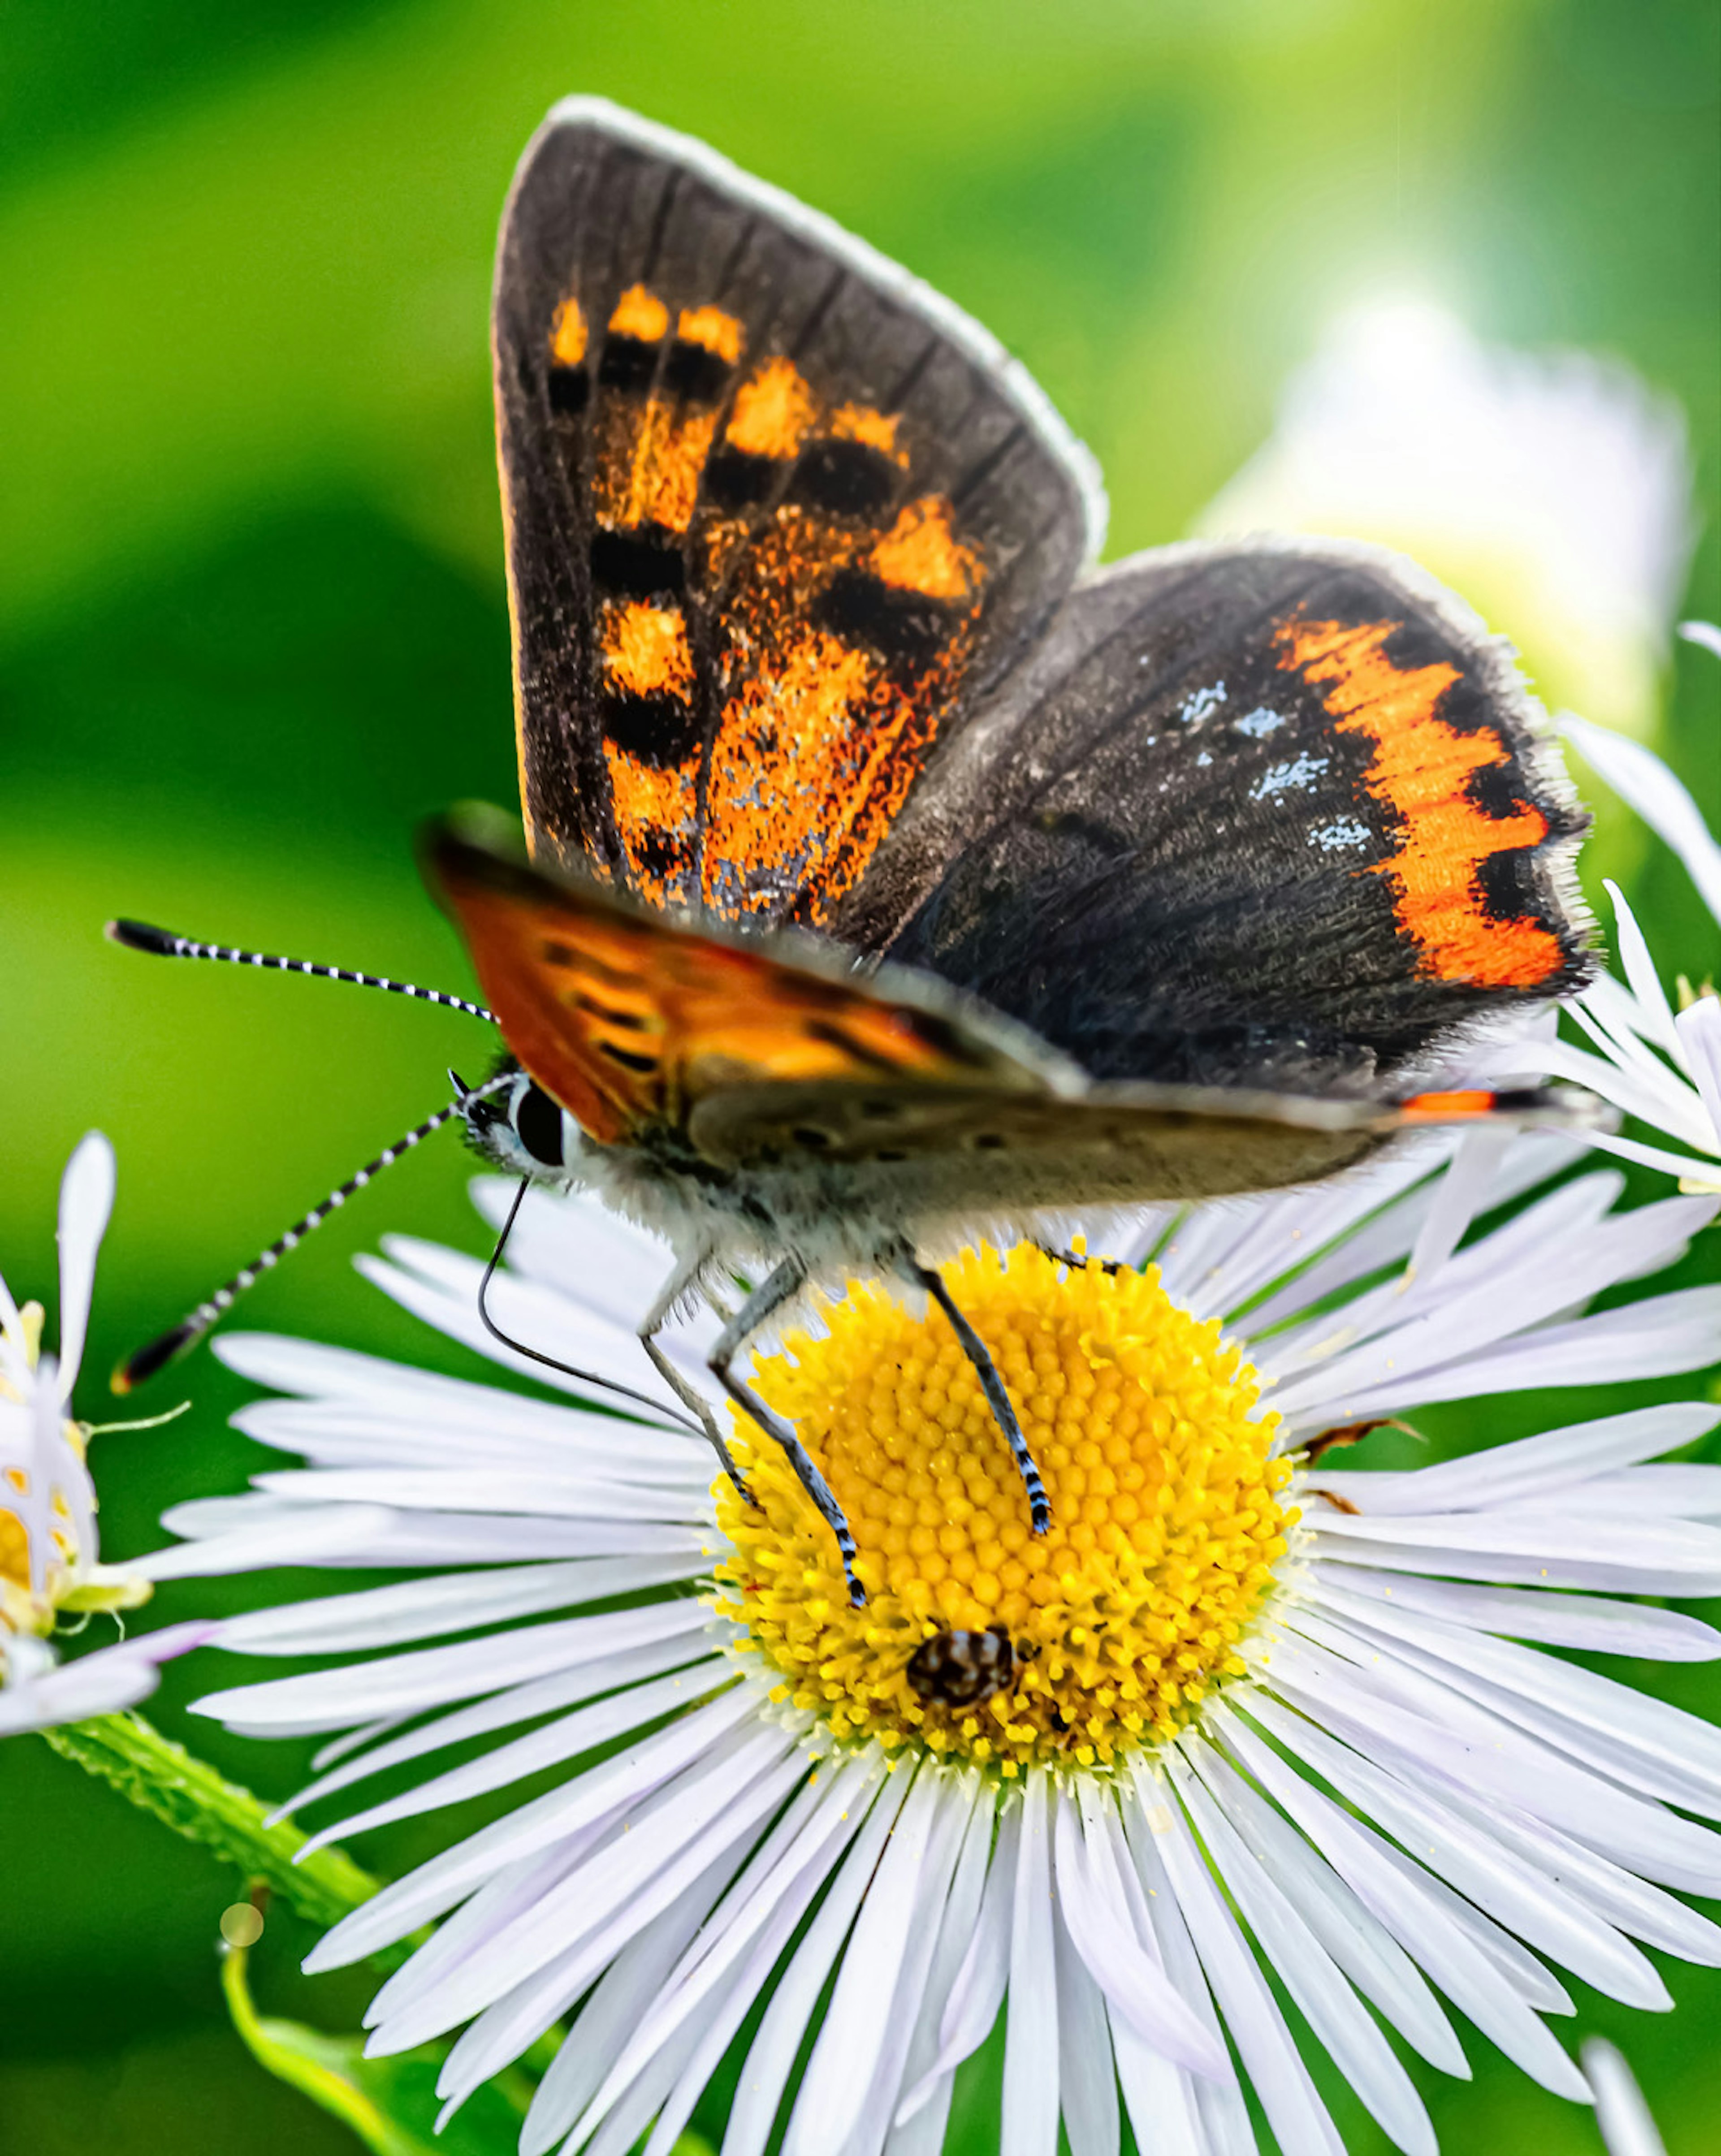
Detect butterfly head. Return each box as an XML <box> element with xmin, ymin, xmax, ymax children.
<box><xmin>454</xmin><ymin>1062</ymin><xmax>586</xmax><ymax>1184</ymax></box>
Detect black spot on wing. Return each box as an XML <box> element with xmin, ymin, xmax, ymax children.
<box><xmin>592</xmin><ymin>526</ymin><xmax>686</xmax><ymax>599</ymax></box>
<box><xmin>817</xmin><ymin>568</ymin><xmax>951</xmax><ymax>670</ymax></box>
<box><xmin>702</xmin><ymin>446</ymin><xmax>779</xmax><ymax>510</ymax></box>
<box><xmin>548</xmin><ymin>366</ymin><xmax>590</xmax><ymax>416</ymax></box>
<box><xmin>1474</xmin><ymin>845</ymin><xmax>1546</xmax><ymax>928</ymax></box>
<box><xmin>790</xmin><ymin>437</ymin><xmax>898</xmax><ymax>518</ymax></box>
<box><xmin>663</xmin><ymin>338</ymin><xmax>731</xmax><ymax>403</ymax></box>
<box><xmin>599</xmin><ymin>689</ymin><xmax>702</xmax><ymax>768</ymax></box>
<box><xmin>598</xmin><ymin>335</ymin><xmax>659</xmax><ymax>393</ymax></box>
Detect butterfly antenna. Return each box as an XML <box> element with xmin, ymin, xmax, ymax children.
<box><xmin>113</xmin><ymin>1095</ymin><xmax>481</xmax><ymax>1393</ymax></box>
<box><xmin>478</xmin><ymin>1179</ymin><xmax>702</xmax><ymax>1435</ymax></box>
<box><xmin>106</xmin><ymin>919</ymin><xmax>495</xmax><ymax>1025</ymax></box>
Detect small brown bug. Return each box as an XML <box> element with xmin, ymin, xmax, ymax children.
<box><xmin>905</xmin><ymin>1625</ymin><xmax>1037</xmax><ymax>1708</ymax></box>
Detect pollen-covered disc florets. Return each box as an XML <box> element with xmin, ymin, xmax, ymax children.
<box><xmin>713</xmin><ymin>1243</ymin><xmax>1295</xmax><ymax>1771</ymax></box>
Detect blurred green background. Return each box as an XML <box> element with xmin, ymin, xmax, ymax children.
<box><xmin>2</xmin><ymin>0</ymin><xmax>1718</xmax><ymax>2151</ymax></box>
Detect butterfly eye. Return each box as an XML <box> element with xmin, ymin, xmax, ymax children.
<box><xmin>512</xmin><ymin>1080</ymin><xmax>569</xmax><ymax>1168</ymax></box>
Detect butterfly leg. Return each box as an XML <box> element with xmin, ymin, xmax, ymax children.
<box><xmin>638</xmin><ymin>1249</ymin><xmax>756</xmax><ymax>1505</ymax></box>
<box><xmin>903</xmin><ymin>1257</ymin><xmax>1051</xmax><ymax>1537</ymax></box>
<box><xmin>1032</xmin><ymin>1240</ymin><xmax>1123</xmax><ymax>1277</ymax></box>
<box><xmin>708</xmin><ymin>1256</ymin><xmax>865</xmax><ymax>1609</ymax></box>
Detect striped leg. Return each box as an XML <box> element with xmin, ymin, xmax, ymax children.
<box><xmin>708</xmin><ymin>1257</ymin><xmax>865</xmax><ymax>1608</ymax></box>
<box><xmin>638</xmin><ymin>1248</ymin><xmax>756</xmax><ymax>1504</ymax></box>
<box><xmin>905</xmin><ymin>1256</ymin><xmax>1050</xmax><ymax>1536</ymax></box>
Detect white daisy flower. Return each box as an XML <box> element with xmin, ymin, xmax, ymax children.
<box><xmin>1198</xmin><ymin>300</ymin><xmax>1695</xmax><ymax>741</ymax></box>
<box><xmin>1530</xmin><ymin>629</ymin><xmax>1721</xmax><ymax>1192</ymax></box>
<box><xmin>153</xmin><ymin>1117</ymin><xmax>1721</xmax><ymax>2156</ymax></box>
<box><xmin>0</xmin><ymin>1134</ymin><xmax>210</xmax><ymax>1736</ymax></box>
<box><xmin>1581</xmin><ymin>2038</ymin><xmax>1668</xmax><ymax>2156</ymax></box>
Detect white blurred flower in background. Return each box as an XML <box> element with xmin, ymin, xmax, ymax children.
<box><xmin>1582</xmin><ymin>2037</ymin><xmax>1668</xmax><ymax>2156</ymax></box>
<box><xmin>1198</xmin><ymin>298</ymin><xmax>1696</xmax><ymax>739</ymax></box>
<box><xmin>0</xmin><ymin>1133</ymin><xmax>208</xmax><ymax>1735</ymax></box>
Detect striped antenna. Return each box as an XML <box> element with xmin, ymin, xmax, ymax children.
<box><xmin>113</xmin><ymin>1092</ymin><xmax>488</xmax><ymax>1393</ymax></box>
<box><xmin>106</xmin><ymin>919</ymin><xmax>495</xmax><ymax>1025</ymax></box>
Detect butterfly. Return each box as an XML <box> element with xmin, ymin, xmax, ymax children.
<box><xmin>116</xmin><ymin>99</ymin><xmax>1600</xmax><ymax>1605</ymax></box>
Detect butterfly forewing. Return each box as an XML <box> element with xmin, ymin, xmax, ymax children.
<box><xmin>494</xmin><ymin>99</ymin><xmax>1102</xmax><ymax>934</ymax></box>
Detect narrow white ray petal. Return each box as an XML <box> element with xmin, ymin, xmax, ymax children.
<box><xmin>1298</xmin><ymin>1283</ymin><xmax>1721</xmax><ymax>1424</ymax></box>
<box><xmin>567</xmin><ymin>2024</ymin><xmax>706</xmax><ymax>2156</ymax></box>
<box><xmin>521</xmin><ymin>1834</ymin><xmax>754</xmax><ymax>2156</ymax></box>
<box><xmin>782</xmin><ymin>1760</ymin><xmax>946</xmax><ymax>2156</ymax></box>
<box><xmin>720</xmin><ymin>1762</ymin><xmax>916</xmax><ymax>2156</ymax></box>
<box><xmin>891</xmin><ymin>1784</ymin><xmax>1000</xmax><ymax>2128</ymax></box>
<box><xmin>303</xmin><ymin>1684</ymin><xmax>761</xmax><ymax>1970</ymax></box>
<box><xmin>1166</xmin><ymin>1750</ymin><xmax>1435</xmax><ymax>2156</ymax></box>
<box><xmin>425</xmin><ymin>1744</ymin><xmax>806</xmax><ymax>2100</ymax></box>
<box><xmin>1054</xmin><ymin>1783</ymin><xmax>1225</xmax><ymax>2077</ymax></box>
<box><xmin>0</xmin><ymin>1625</ymin><xmax>210</xmax><ymax>1734</ymax></box>
<box><xmin>1604</xmin><ymin>883</ymin><xmax>1682</xmax><ymax>1050</ymax></box>
<box><xmin>1443</xmin><ymin>1782</ymin><xmax>1721</xmax><ymax>1968</ymax></box>
<box><xmin>1181</xmin><ymin>1733</ymin><xmax>1466</xmax><ymax>2075</ymax></box>
<box><xmin>1312</xmin><ymin>1580</ymin><xmax>1721</xmax><ymax>1814</ymax></box>
<box><xmin>1679</xmin><ymin>997</ymin><xmax>1721</xmax><ymax>1141</ymax></box>
<box><xmin>392</xmin><ymin>1728</ymin><xmax>804</xmax><ymax>2068</ymax></box>
<box><xmin>882</xmin><ymin>2073</ymin><xmax>958</xmax><ymax>2156</ymax></box>
<box><xmin>297</xmin><ymin>1660</ymin><xmax>735</xmax><ymax>1857</ymax></box>
<box><xmin>1305</xmin><ymin>1504</ymin><xmax>1721</xmax><ymax>1596</ymax></box>
<box><xmin>1137</xmin><ymin>1783</ymin><xmax>1344</xmax><ymax>2156</ymax></box>
<box><xmin>1312</xmin><ymin>1565</ymin><xmax>1721</xmax><ymax>1662</ymax></box>
<box><xmin>222</xmin><ymin>1559</ymin><xmax>704</xmax><ymax>1656</ymax></box>
<box><xmin>196</xmin><ymin>1601</ymin><xmax>714</xmax><ymax>1734</ymax></box>
<box><xmin>279</xmin><ymin>1635</ymin><xmax>721</xmax><ymax>1819</ymax></box>
<box><xmin>829</xmin><ymin>1775</ymin><xmax>978</xmax><ymax>2156</ymax></box>
<box><xmin>134</xmin><ymin>1501</ymin><xmax>405</xmax><ymax>1581</ymax></box>
<box><xmin>1262</xmin><ymin>1627</ymin><xmax>1721</xmax><ymax>1895</ymax></box>
<box><xmin>1213</xmin><ymin>1705</ymin><xmax>1591</xmax><ymax>2098</ymax></box>
<box><xmin>907</xmin><ymin>1796</ymin><xmax>1021</xmax><ymax>2104</ymax></box>
<box><xmin>246</xmin><ymin>1465</ymin><xmax>702</xmax><ymax>1523</ymax></box>
<box><xmin>1114</xmin><ymin>1814</ymin><xmax>1250</xmax><ymax>2156</ymax></box>
<box><xmin>1052</xmin><ymin>1896</ymin><xmax>1120</xmax><ymax>2156</ymax></box>
<box><xmin>1302</xmin><ymin>1402</ymin><xmax>1718</xmax><ymax>1516</ymax></box>
<box><xmin>310</xmin><ymin>1715</ymin><xmax>408</xmax><ymax>1773</ymax></box>
<box><xmin>613</xmin><ymin>1756</ymin><xmax>891</xmax><ymax>2156</ymax></box>
<box><xmin>54</xmin><ymin>1131</ymin><xmax>115</xmax><ymax>1397</ymax></box>
<box><xmin>1582</xmin><ymin>2036</ymin><xmax>1670</xmax><ymax>2156</ymax></box>
<box><xmin>1681</xmin><ymin>619</ymin><xmax>1721</xmax><ymax>658</ymax></box>
<box><xmin>1563</xmin><ymin>712</ymin><xmax>1721</xmax><ymax>921</ymax></box>
<box><xmin>1002</xmin><ymin>1774</ymin><xmax>1059</xmax><ymax>2156</ymax></box>
<box><xmin>234</xmin><ymin>1396</ymin><xmax>702</xmax><ymax>1478</ymax></box>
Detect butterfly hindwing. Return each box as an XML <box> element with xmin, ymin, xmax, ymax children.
<box><xmin>848</xmin><ymin>536</ymin><xmax>1592</xmax><ymax>1096</ymax></box>
<box><xmin>493</xmin><ymin>99</ymin><xmax>1103</xmax><ymax>933</ymax></box>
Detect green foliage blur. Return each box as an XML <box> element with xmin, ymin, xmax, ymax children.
<box><xmin>2</xmin><ymin>1</ymin><xmax>1717</xmax><ymax>2151</ymax></box>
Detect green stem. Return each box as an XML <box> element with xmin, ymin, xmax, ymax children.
<box><xmin>41</xmin><ymin>1710</ymin><xmax>379</xmax><ymax>1931</ymax></box>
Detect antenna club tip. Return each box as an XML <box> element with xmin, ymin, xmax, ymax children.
<box><xmin>113</xmin><ymin>1322</ymin><xmax>200</xmax><ymax>1393</ymax></box>
<box><xmin>107</xmin><ymin>919</ymin><xmax>181</xmax><ymax>956</ymax></box>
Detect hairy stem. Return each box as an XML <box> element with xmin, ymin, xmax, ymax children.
<box><xmin>41</xmin><ymin>1711</ymin><xmax>379</xmax><ymax>1931</ymax></box>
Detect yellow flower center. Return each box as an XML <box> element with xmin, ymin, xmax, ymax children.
<box><xmin>713</xmin><ymin>1244</ymin><xmax>1296</xmax><ymax>1772</ymax></box>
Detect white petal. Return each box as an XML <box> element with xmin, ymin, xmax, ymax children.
<box><xmin>1133</xmin><ymin>1778</ymin><xmax>1345</xmax><ymax>2156</ymax></box>
<box><xmin>1582</xmin><ymin>2036</ymin><xmax>1670</xmax><ymax>2156</ymax></box>
<box><xmin>720</xmin><ymin>1762</ymin><xmax>916</xmax><ymax>2156</ymax></box>
<box><xmin>297</xmin><ymin>1659</ymin><xmax>735</xmax><ymax>1857</ymax></box>
<box><xmin>54</xmin><ymin>1132</ymin><xmax>115</xmax><ymax>1398</ymax></box>
<box><xmin>1054</xmin><ymin>1783</ymin><xmax>1225</xmax><ymax>2078</ymax></box>
<box><xmin>1213</xmin><ymin>1704</ymin><xmax>1591</xmax><ymax>2099</ymax></box>
<box><xmin>234</xmin><ymin>1395</ymin><xmax>702</xmax><ymax>1478</ymax></box>
<box><xmin>1564</xmin><ymin>712</ymin><xmax>1721</xmax><ymax>922</ymax></box>
<box><xmin>1165</xmin><ymin>1750</ymin><xmax>1435</xmax><ymax>2156</ymax></box>
<box><xmin>196</xmin><ymin>1599</ymin><xmax>714</xmax><ymax>1733</ymax></box>
<box><xmin>219</xmin><ymin>1557</ymin><xmax>705</xmax><ymax>1655</ymax></box>
<box><xmin>907</xmin><ymin>1795</ymin><xmax>1020</xmax><ymax>2105</ymax></box>
<box><xmin>891</xmin><ymin>1784</ymin><xmax>1002</xmax><ymax>2127</ymax></box>
<box><xmin>135</xmin><ymin>1503</ymin><xmax>402</xmax><ymax>1580</ymax></box>
<box><xmin>1052</xmin><ymin>1897</ymin><xmax>1120</xmax><ymax>2156</ymax></box>
<box><xmin>279</xmin><ymin>1633</ymin><xmax>721</xmax><ymax>1820</ymax></box>
<box><xmin>1305</xmin><ymin>1502</ymin><xmax>1721</xmax><ymax>1596</ymax></box>
<box><xmin>303</xmin><ymin>1683</ymin><xmax>760</xmax><ymax>1969</ymax></box>
<box><xmin>1678</xmin><ymin>997</ymin><xmax>1721</xmax><ymax>1144</ymax></box>
<box><xmin>0</xmin><ymin>1622</ymin><xmax>211</xmax><ymax>1736</ymax></box>
<box><xmin>1180</xmin><ymin>1733</ymin><xmax>1465</xmax><ymax>2074</ymax></box>
<box><xmin>1304</xmin><ymin>1401</ymin><xmax>1717</xmax><ymax>1516</ymax></box>
<box><xmin>1001</xmin><ymin>1775</ymin><xmax>1059</xmax><ymax>2156</ymax></box>
<box><xmin>1314</xmin><ymin>1564</ymin><xmax>1721</xmax><ymax>1662</ymax></box>
<box><xmin>246</xmin><ymin>1464</ymin><xmax>702</xmax><ymax>1523</ymax></box>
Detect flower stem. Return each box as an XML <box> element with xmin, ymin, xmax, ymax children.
<box><xmin>40</xmin><ymin>1711</ymin><xmax>379</xmax><ymax>1930</ymax></box>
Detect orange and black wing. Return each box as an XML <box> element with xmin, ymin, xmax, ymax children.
<box><xmin>493</xmin><ymin>99</ymin><xmax>1101</xmax><ymax>933</ymax></box>
<box><xmin>425</xmin><ymin>811</ymin><xmax>1072</xmax><ymax>1148</ymax></box>
<box><xmin>850</xmin><ymin>538</ymin><xmax>1594</xmax><ymax>1095</ymax></box>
